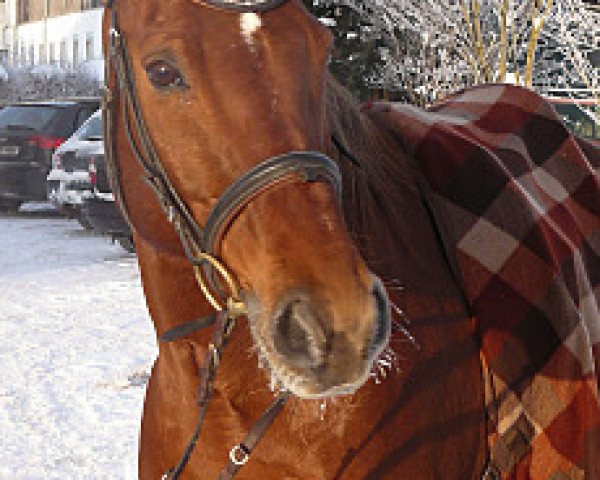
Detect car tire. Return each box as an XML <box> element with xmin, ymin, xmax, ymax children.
<box><xmin>60</xmin><ymin>204</ymin><xmax>79</xmax><ymax>219</ymax></box>
<box><xmin>77</xmin><ymin>213</ymin><xmax>94</xmax><ymax>230</ymax></box>
<box><xmin>116</xmin><ymin>236</ymin><xmax>136</xmax><ymax>253</ymax></box>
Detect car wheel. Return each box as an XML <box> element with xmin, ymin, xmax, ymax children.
<box><xmin>60</xmin><ymin>204</ymin><xmax>79</xmax><ymax>219</ymax></box>
<box><xmin>116</xmin><ymin>236</ymin><xmax>136</xmax><ymax>253</ymax></box>
<box><xmin>0</xmin><ymin>200</ymin><xmax>23</xmax><ymax>213</ymax></box>
<box><xmin>77</xmin><ymin>213</ymin><xmax>94</xmax><ymax>230</ymax></box>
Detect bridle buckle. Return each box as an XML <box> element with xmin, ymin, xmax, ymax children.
<box><xmin>101</xmin><ymin>86</ymin><xmax>113</xmax><ymax>106</ymax></box>
<box><xmin>109</xmin><ymin>27</ymin><xmax>121</xmax><ymax>49</ymax></box>
<box><xmin>229</xmin><ymin>444</ymin><xmax>250</xmax><ymax>466</ymax></box>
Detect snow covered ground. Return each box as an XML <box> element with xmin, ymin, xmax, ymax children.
<box><xmin>0</xmin><ymin>208</ymin><xmax>156</xmax><ymax>479</ymax></box>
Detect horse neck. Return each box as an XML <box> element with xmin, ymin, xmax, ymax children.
<box><xmin>134</xmin><ymin>233</ymin><xmax>214</xmax><ymax>343</ymax></box>
<box><xmin>326</xmin><ymin>77</ymin><xmax>458</xmax><ymax>296</ymax></box>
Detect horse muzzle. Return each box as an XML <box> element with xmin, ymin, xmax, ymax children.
<box><xmin>264</xmin><ymin>275</ymin><xmax>391</xmax><ymax>398</ymax></box>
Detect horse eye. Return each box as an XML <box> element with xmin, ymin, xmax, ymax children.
<box><xmin>145</xmin><ymin>60</ymin><xmax>187</xmax><ymax>89</ymax></box>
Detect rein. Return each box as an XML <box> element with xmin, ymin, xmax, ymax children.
<box><xmin>102</xmin><ymin>0</ymin><xmax>340</xmax><ymax>478</ymax></box>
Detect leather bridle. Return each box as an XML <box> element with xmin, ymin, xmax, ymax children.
<box><xmin>102</xmin><ymin>0</ymin><xmax>341</xmax><ymax>478</ymax></box>
<box><xmin>202</xmin><ymin>0</ymin><xmax>288</xmax><ymax>11</ymax></box>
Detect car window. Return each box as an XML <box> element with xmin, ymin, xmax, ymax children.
<box><xmin>0</xmin><ymin>105</ymin><xmax>62</xmax><ymax>130</ymax></box>
<box><xmin>46</xmin><ymin>107</ymin><xmax>77</xmax><ymax>137</ymax></box>
<box><xmin>74</xmin><ymin>104</ymin><xmax>99</xmax><ymax>129</ymax></box>
<box><xmin>75</xmin><ymin>108</ymin><xmax>90</xmax><ymax>130</ymax></box>
<box><xmin>552</xmin><ymin>103</ymin><xmax>599</xmax><ymax>140</ymax></box>
<box><xmin>77</xmin><ymin>113</ymin><xmax>103</xmax><ymax>139</ymax></box>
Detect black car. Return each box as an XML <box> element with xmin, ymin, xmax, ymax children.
<box><xmin>549</xmin><ymin>100</ymin><xmax>599</xmax><ymax>142</ymax></box>
<box><xmin>78</xmin><ymin>142</ymin><xmax>135</xmax><ymax>252</ymax></box>
<box><xmin>0</xmin><ymin>99</ymin><xmax>99</xmax><ymax>211</ymax></box>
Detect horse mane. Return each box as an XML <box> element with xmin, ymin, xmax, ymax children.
<box><xmin>325</xmin><ymin>74</ymin><xmax>424</xmax><ymax>266</ymax></box>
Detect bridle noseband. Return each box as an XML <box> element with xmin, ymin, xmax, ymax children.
<box><xmin>102</xmin><ymin>0</ymin><xmax>340</xmax><ymax>478</ymax></box>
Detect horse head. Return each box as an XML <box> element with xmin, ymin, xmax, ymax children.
<box><xmin>104</xmin><ymin>0</ymin><xmax>390</xmax><ymax>399</ymax></box>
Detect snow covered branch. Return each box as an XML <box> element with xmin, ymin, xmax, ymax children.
<box><xmin>0</xmin><ymin>64</ymin><xmax>102</xmax><ymax>102</ymax></box>
<box><xmin>321</xmin><ymin>0</ymin><xmax>599</xmax><ymax>104</ymax></box>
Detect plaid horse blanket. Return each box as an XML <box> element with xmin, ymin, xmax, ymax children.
<box><xmin>367</xmin><ymin>85</ymin><xmax>600</xmax><ymax>479</ymax></box>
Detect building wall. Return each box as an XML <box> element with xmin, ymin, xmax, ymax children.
<box><xmin>16</xmin><ymin>0</ymin><xmax>102</xmax><ymax>24</ymax></box>
<box><xmin>1</xmin><ymin>1</ymin><xmax>104</xmax><ymax>79</ymax></box>
<box><xmin>0</xmin><ymin>0</ymin><xmax>8</xmax><ymax>59</ymax></box>
<box><xmin>14</xmin><ymin>7</ymin><xmax>103</xmax><ymax>71</ymax></box>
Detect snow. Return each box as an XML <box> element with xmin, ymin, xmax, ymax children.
<box><xmin>47</xmin><ymin>170</ymin><xmax>92</xmax><ymax>208</ymax></box>
<box><xmin>76</xmin><ymin>59</ymin><xmax>105</xmax><ymax>83</ymax></box>
<box><xmin>29</xmin><ymin>64</ymin><xmax>67</xmax><ymax>78</ymax></box>
<box><xmin>318</xmin><ymin>17</ymin><xmax>336</xmax><ymax>27</ymax></box>
<box><xmin>0</xmin><ymin>211</ymin><xmax>157</xmax><ymax>479</ymax></box>
<box><xmin>504</xmin><ymin>72</ymin><xmax>518</xmax><ymax>85</ymax></box>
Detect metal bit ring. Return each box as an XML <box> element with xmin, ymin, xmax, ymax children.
<box><xmin>193</xmin><ymin>253</ymin><xmax>243</xmax><ymax>312</ymax></box>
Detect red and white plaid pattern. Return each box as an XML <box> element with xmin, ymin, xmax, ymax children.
<box><xmin>368</xmin><ymin>84</ymin><xmax>599</xmax><ymax>479</ymax></box>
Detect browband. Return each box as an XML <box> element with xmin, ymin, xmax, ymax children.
<box><xmin>201</xmin><ymin>0</ymin><xmax>288</xmax><ymax>12</ymax></box>
<box><xmin>105</xmin><ymin>0</ymin><xmax>288</xmax><ymax>11</ymax></box>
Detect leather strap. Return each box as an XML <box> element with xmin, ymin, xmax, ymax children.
<box><xmin>160</xmin><ymin>310</ymin><xmax>289</xmax><ymax>480</ymax></box>
<box><xmin>162</xmin><ymin>312</ymin><xmax>236</xmax><ymax>480</ymax></box>
<box><xmin>202</xmin><ymin>0</ymin><xmax>288</xmax><ymax>12</ymax></box>
<box><xmin>203</xmin><ymin>151</ymin><xmax>341</xmax><ymax>256</ymax></box>
<box><xmin>219</xmin><ymin>392</ymin><xmax>290</xmax><ymax>480</ymax></box>
<box><xmin>160</xmin><ymin>313</ymin><xmax>218</xmax><ymax>342</ymax></box>
<box><xmin>331</xmin><ymin>134</ymin><xmax>363</xmax><ymax>169</ymax></box>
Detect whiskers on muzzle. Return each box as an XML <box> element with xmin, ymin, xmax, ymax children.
<box><xmin>367</xmin><ymin>277</ymin><xmax>392</xmax><ymax>361</ymax></box>
<box><xmin>247</xmin><ymin>275</ymin><xmax>391</xmax><ymax>399</ymax></box>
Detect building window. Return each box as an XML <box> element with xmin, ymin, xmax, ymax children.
<box><xmin>60</xmin><ymin>40</ymin><xmax>67</xmax><ymax>68</ymax></box>
<box><xmin>38</xmin><ymin>44</ymin><xmax>46</xmax><ymax>65</ymax></box>
<box><xmin>12</xmin><ymin>42</ymin><xmax>18</xmax><ymax>67</ymax></box>
<box><xmin>81</xmin><ymin>0</ymin><xmax>103</xmax><ymax>10</ymax></box>
<box><xmin>18</xmin><ymin>0</ymin><xmax>30</xmax><ymax>24</ymax></box>
<box><xmin>85</xmin><ymin>34</ymin><xmax>94</xmax><ymax>61</ymax></box>
<box><xmin>20</xmin><ymin>43</ymin><xmax>25</xmax><ymax>67</ymax></box>
<box><xmin>73</xmin><ymin>37</ymin><xmax>79</xmax><ymax>66</ymax></box>
<box><xmin>49</xmin><ymin>43</ymin><xmax>55</xmax><ymax>65</ymax></box>
<box><xmin>28</xmin><ymin>44</ymin><xmax>34</xmax><ymax>65</ymax></box>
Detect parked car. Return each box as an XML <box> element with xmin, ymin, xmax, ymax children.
<box><xmin>547</xmin><ymin>97</ymin><xmax>599</xmax><ymax>142</ymax></box>
<box><xmin>47</xmin><ymin>109</ymin><xmax>103</xmax><ymax>220</ymax></box>
<box><xmin>0</xmin><ymin>99</ymin><xmax>99</xmax><ymax>211</ymax></box>
<box><xmin>77</xmin><ymin>131</ymin><xmax>135</xmax><ymax>252</ymax></box>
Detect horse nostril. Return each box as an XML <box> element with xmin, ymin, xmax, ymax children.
<box><xmin>273</xmin><ymin>298</ymin><xmax>327</xmax><ymax>369</ymax></box>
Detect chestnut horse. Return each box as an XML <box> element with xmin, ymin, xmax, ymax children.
<box><xmin>102</xmin><ymin>0</ymin><xmax>491</xmax><ymax>478</ymax></box>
